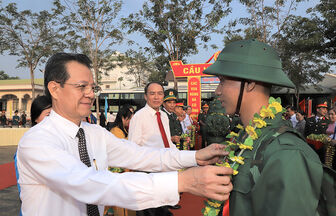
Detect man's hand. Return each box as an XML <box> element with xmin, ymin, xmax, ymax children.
<box><xmin>171</xmin><ymin>136</ymin><xmax>180</xmax><ymax>143</ymax></box>
<box><xmin>331</xmin><ymin>139</ymin><xmax>336</xmax><ymax>146</ymax></box>
<box><xmin>178</xmin><ymin>166</ymin><xmax>233</xmax><ymax>201</ymax></box>
<box><xmin>195</xmin><ymin>144</ymin><xmax>228</xmax><ymax>166</ymax></box>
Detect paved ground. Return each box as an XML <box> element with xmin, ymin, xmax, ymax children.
<box><xmin>0</xmin><ymin>146</ymin><xmax>17</xmax><ymax>164</ymax></box>
<box><xmin>0</xmin><ymin>146</ymin><xmax>20</xmax><ymax>216</ymax></box>
<box><xmin>0</xmin><ymin>186</ymin><xmax>20</xmax><ymax>216</ymax></box>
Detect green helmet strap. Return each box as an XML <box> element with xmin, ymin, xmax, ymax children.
<box><xmin>235</xmin><ymin>81</ymin><xmax>245</xmax><ymax>116</ymax></box>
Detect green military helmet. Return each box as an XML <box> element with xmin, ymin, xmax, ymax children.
<box><xmin>204</xmin><ymin>39</ymin><xmax>295</xmax><ymax>88</ymax></box>
<box><xmin>164</xmin><ymin>89</ymin><xmax>178</xmax><ymax>102</ymax></box>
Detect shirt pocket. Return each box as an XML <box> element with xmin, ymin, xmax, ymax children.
<box><xmin>232</xmin><ymin>171</ymin><xmax>253</xmax><ymax>195</ymax></box>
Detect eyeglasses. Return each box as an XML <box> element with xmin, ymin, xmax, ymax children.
<box><xmin>59</xmin><ymin>82</ymin><xmax>101</xmax><ymax>95</ymax></box>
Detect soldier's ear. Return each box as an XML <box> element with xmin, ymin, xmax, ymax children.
<box><xmin>245</xmin><ymin>81</ymin><xmax>256</xmax><ymax>92</ymax></box>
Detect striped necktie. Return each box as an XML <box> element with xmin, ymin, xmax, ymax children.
<box><xmin>77</xmin><ymin>128</ymin><xmax>100</xmax><ymax>216</ymax></box>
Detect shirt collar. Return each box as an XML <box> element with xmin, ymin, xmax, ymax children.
<box><xmin>162</xmin><ymin>107</ymin><xmax>172</xmax><ymax>115</ymax></box>
<box><xmin>315</xmin><ymin>116</ymin><xmax>323</xmax><ymax>121</ymax></box>
<box><xmin>49</xmin><ymin>110</ymin><xmax>82</xmax><ymax>139</ymax></box>
<box><xmin>145</xmin><ymin>103</ymin><xmax>163</xmax><ymax>116</ymax></box>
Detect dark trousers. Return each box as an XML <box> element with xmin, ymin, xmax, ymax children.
<box><xmin>201</xmin><ymin>128</ymin><xmax>207</xmax><ymax>148</ymax></box>
<box><xmin>136</xmin><ymin>206</ymin><xmax>172</xmax><ymax>216</ymax></box>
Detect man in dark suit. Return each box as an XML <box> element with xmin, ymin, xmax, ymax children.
<box><xmin>198</xmin><ymin>104</ymin><xmax>209</xmax><ymax>148</ymax></box>
<box><xmin>162</xmin><ymin>89</ymin><xmax>183</xmax><ymax>150</ymax></box>
<box><xmin>161</xmin><ymin>89</ymin><xmax>183</xmax><ymax>210</ymax></box>
<box><xmin>304</xmin><ymin>97</ymin><xmax>330</xmax><ymax>162</ymax></box>
<box><xmin>304</xmin><ymin>98</ymin><xmax>329</xmax><ymax>137</ymax></box>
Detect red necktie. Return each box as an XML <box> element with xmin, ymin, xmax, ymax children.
<box><xmin>156</xmin><ymin>111</ymin><xmax>170</xmax><ymax>148</ymax></box>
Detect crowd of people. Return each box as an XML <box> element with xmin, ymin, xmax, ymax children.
<box><xmin>0</xmin><ymin>110</ymin><xmax>27</xmax><ymax>127</ymax></box>
<box><xmin>13</xmin><ymin>39</ymin><xmax>336</xmax><ymax>216</ymax></box>
<box><xmin>283</xmin><ymin>99</ymin><xmax>336</xmax><ymax>170</ymax></box>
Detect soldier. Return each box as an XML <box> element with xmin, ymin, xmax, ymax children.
<box><xmin>204</xmin><ymin>39</ymin><xmax>324</xmax><ymax>215</ymax></box>
<box><xmin>304</xmin><ymin>98</ymin><xmax>329</xmax><ymax>137</ymax></box>
<box><xmin>205</xmin><ymin>98</ymin><xmax>230</xmax><ymax>144</ymax></box>
<box><xmin>161</xmin><ymin>89</ymin><xmax>183</xmax><ymax>150</ymax></box>
<box><xmin>198</xmin><ymin>104</ymin><xmax>209</xmax><ymax>148</ymax></box>
<box><xmin>304</xmin><ymin>97</ymin><xmax>330</xmax><ymax>163</ymax></box>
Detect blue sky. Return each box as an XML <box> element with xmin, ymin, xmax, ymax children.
<box><xmin>0</xmin><ymin>0</ymin><xmax>319</xmax><ymax>79</ymax></box>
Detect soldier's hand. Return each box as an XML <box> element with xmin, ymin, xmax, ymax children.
<box><xmin>171</xmin><ymin>136</ymin><xmax>180</xmax><ymax>143</ymax></box>
<box><xmin>195</xmin><ymin>144</ymin><xmax>229</xmax><ymax>166</ymax></box>
<box><xmin>331</xmin><ymin>139</ymin><xmax>336</xmax><ymax>146</ymax></box>
<box><xmin>178</xmin><ymin>166</ymin><xmax>233</xmax><ymax>201</ymax></box>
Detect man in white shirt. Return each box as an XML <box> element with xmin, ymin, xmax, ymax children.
<box><xmin>286</xmin><ymin>106</ymin><xmax>298</xmax><ymax>128</ymax></box>
<box><xmin>106</xmin><ymin>111</ymin><xmax>116</xmax><ymax>130</ymax></box>
<box><xmin>128</xmin><ymin>82</ymin><xmax>181</xmax><ymax>215</ymax></box>
<box><xmin>177</xmin><ymin>103</ymin><xmax>192</xmax><ymax>134</ymax></box>
<box><xmin>17</xmin><ymin>53</ymin><xmax>233</xmax><ymax>216</ymax></box>
<box><xmin>129</xmin><ymin>82</ymin><xmax>176</xmax><ymax>149</ymax></box>
<box><xmin>185</xmin><ymin>105</ymin><xmax>194</xmax><ymax>125</ymax></box>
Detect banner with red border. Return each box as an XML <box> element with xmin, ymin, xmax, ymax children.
<box><xmin>188</xmin><ymin>76</ymin><xmax>201</xmax><ymax>117</ymax></box>
<box><xmin>169</xmin><ymin>61</ymin><xmax>211</xmax><ymax>77</ymax></box>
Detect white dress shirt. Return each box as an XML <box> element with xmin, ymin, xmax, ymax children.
<box><xmin>181</xmin><ymin>114</ymin><xmax>192</xmax><ymax>134</ymax></box>
<box><xmin>107</xmin><ymin>113</ymin><xmax>116</xmax><ymax>123</ymax></box>
<box><xmin>17</xmin><ymin>110</ymin><xmax>196</xmax><ymax>216</ymax></box>
<box><xmin>128</xmin><ymin>104</ymin><xmax>175</xmax><ymax>148</ymax></box>
<box><xmin>290</xmin><ymin>114</ymin><xmax>298</xmax><ymax>128</ymax></box>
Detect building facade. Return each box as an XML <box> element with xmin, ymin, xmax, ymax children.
<box><xmin>0</xmin><ymin>79</ymin><xmax>44</xmax><ymax>120</ymax></box>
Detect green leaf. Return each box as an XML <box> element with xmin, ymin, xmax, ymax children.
<box><xmin>253</xmin><ymin>112</ymin><xmax>260</xmax><ymax>118</ymax></box>
<box><xmin>269</xmin><ymin>97</ymin><xmax>276</xmax><ymax>104</ymax></box>
<box><xmin>229</xmin><ymin>151</ymin><xmax>235</xmax><ymax>158</ymax></box>
<box><xmin>243</xmin><ymin>137</ymin><xmax>253</xmax><ymax>146</ymax></box>
<box><xmin>269</xmin><ymin>106</ymin><xmax>276</xmax><ymax>114</ymax></box>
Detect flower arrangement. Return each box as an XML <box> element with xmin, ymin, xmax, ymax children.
<box><xmin>181</xmin><ymin>133</ymin><xmax>191</xmax><ymax>150</ymax></box>
<box><xmin>202</xmin><ymin>97</ymin><xmax>285</xmax><ymax>216</ymax></box>
<box><xmin>306</xmin><ymin>133</ymin><xmax>331</xmax><ymax>150</ymax></box>
<box><xmin>189</xmin><ymin>125</ymin><xmax>196</xmax><ymax>148</ymax></box>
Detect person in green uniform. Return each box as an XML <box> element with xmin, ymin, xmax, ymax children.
<box><xmin>198</xmin><ymin>104</ymin><xmax>209</xmax><ymax>148</ymax></box>
<box><xmin>161</xmin><ymin>89</ymin><xmax>183</xmax><ymax>150</ymax></box>
<box><xmin>161</xmin><ymin>89</ymin><xmax>183</xmax><ymax>210</ymax></box>
<box><xmin>205</xmin><ymin>98</ymin><xmax>230</xmax><ymax>144</ymax></box>
<box><xmin>204</xmin><ymin>39</ymin><xmax>324</xmax><ymax>216</ymax></box>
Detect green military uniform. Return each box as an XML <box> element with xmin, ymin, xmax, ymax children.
<box><xmin>204</xmin><ymin>39</ymin><xmax>325</xmax><ymax>216</ymax></box>
<box><xmin>198</xmin><ymin>104</ymin><xmax>209</xmax><ymax>148</ymax></box>
<box><xmin>230</xmin><ymin>113</ymin><xmax>322</xmax><ymax>216</ymax></box>
<box><xmin>161</xmin><ymin>89</ymin><xmax>183</xmax><ymax>149</ymax></box>
<box><xmin>205</xmin><ymin>98</ymin><xmax>230</xmax><ymax>144</ymax></box>
<box><xmin>163</xmin><ymin>110</ymin><xmax>183</xmax><ymax>137</ymax></box>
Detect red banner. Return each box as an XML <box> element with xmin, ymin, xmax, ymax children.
<box><xmin>299</xmin><ymin>99</ymin><xmax>305</xmax><ymax>113</ymax></box>
<box><xmin>308</xmin><ymin>99</ymin><xmax>312</xmax><ymax>118</ymax></box>
<box><xmin>170</xmin><ymin>61</ymin><xmax>211</xmax><ymax>77</ymax></box>
<box><xmin>188</xmin><ymin>77</ymin><xmax>201</xmax><ymax>117</ymax></box>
